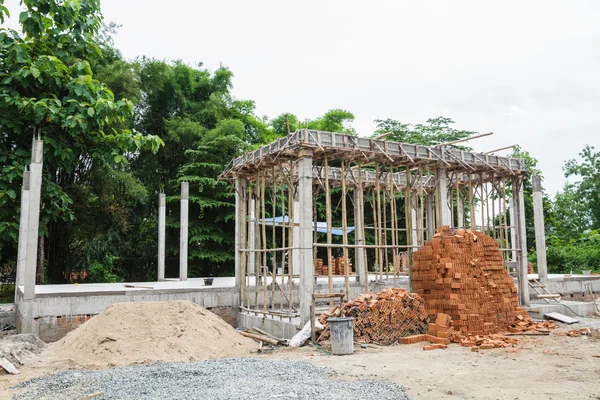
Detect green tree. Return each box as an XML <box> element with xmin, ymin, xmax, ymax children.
<box><xmin>373</xmin><ymin>117</ymin><xmax>475</xmax><ymax>148</ymax></box>
<box><xmin>270</xmin><ymin>109</ymin><xmax>355</xmax><ymax>136</ymax></box>
<box><xmin>564</xmin><ymin>145</ymin><xmax>600</xmax><ymax>230</ymax></box>
<box><xmin>0</xmin><ymin>0</ymin><xmax>161</xmax><ymax>280</ymax></box>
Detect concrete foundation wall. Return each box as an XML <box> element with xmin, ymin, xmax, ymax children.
<box><xmin>16</xmin><ymin>287</ymin><xmax>240</xmax><ymax>342</ymax></box>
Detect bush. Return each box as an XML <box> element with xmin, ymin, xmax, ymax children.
<box><xmin>544</xmin><ymin>231</ymin><xmax>600</xmax><ymax>274</ymax></box>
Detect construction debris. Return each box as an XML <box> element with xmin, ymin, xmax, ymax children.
<box><xmin>0</xmin><ymin>357</ymin><xmax>20</xmax><ymax>374</ymax></box>
<box><xmin>544</xmin><ymin>312</ymin><xmax>579</xmax><ymax>325</ymax></box>
<box><xmin>318</xmin><ymin>288</ymin><xmax>428</xmax><ymax>344</ymax></box>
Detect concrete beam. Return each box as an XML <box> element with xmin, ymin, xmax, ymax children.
<box><xmin>179</xmin><ymin>182</ymin><xmax>189</xmax><ymax>281</ymax></box>
<box><xmin>157</xmin><ymin>192</ymin><xmax>166</xmax><ymax>281</ymax></box>
<box><xmin>297</xmin><ymin>151</ymin><xmax>313</xmax><ymax>325</ymax></box>
<box><xmin>24</xmin><ymin>139</ymin><xmax>43</xmax><ymax>301</ymax></box>
<box><xmin>532</xmin><ymin>176</ymin><xmax>548</xmax><ymax>280</ymax></box>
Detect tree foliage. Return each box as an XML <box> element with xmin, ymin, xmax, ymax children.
<box><xmin>0</xmin><ymin>0</ymin><xmax>161</xmax><ymax>280</ymax></box>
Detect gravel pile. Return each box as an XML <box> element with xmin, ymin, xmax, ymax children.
<box><xmin>13</xmin><ymin>358</ymin><xmax>413</xmax><ymax>400</ymax></box>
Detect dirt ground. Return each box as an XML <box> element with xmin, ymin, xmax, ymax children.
<box><xmin>272</xmin><ymin>319</ymin><xmax>600</xmax><ymax>400</ymax></box>
<box><xmin>2</xmin><ymin>319</ymin><xmax>600</xmax><ymax>400</ymax></box>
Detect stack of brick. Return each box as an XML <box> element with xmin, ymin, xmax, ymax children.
<box><xmin>412</xmin><ymin>226</ymin><xmax>530</xmax><ymax>337</ymax></box>
<box><xmin>314</xmin><ymin>258</ymin><xmax>353</xmax><ymax>275</ymax></box>
<box><xmin>318</xmin><ymin>288</ymin><xmax>428</xmax><ymax>344</ymax></box>
<box><xmin>399</xmin><ymin>312</ymin><xmax>453</xmax><ymax>350</ymax></box>
<box><xmin>334</xmin><ymin>257</ymin><xmax>353</xmax><ymax>275</ymax></box>
<box><xmin>315</xmin><ymin>258</ymin><xmax>326</xmax><ymax>275</ymax></box>
<box><xmin>527</xmin><ymin>262</ymin><xmax>534</xmax><ymax>274</ymax></box>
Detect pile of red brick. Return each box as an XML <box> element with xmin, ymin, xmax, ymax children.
<box><xmin>318</xmin><ymin>288</ymin><xmax>428</xmax><ymax>344</ymax></box>
<box><xmin>315</xmin><ymin>257</ymin><xmax>353</xmax><ymax>276</ymax></box>
<box><xmin>412</xmin><ymin>226</ymin><xmax>529</xmax><ymax>337</ymax></box>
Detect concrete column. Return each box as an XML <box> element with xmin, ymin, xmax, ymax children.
<box><xmin>426</xmin><ymin>192</ymin><xmax>435</xmax><ymax>239</ymax></box>
<box><xmin>354</xmin><ymin>189</ymin><xmax>366</xmax><ymax>287</ymax></box>
<box><xmin>457</xmin><ymin>195</ymin><xmax>465</xmax><ymax>229</ymax></box>
<box><xmin>297</xmin><ymin>151</ymin><xmax>314</xmax><ymax>325</ymax></box>
<box><xmin>15</xmin><ymin>170</ymin><xmax>30</xmax><ymax>298</ymax></box>
<box><xmin>249</xmin><ymin>198</ymin><xmax>256</xmax><ymax>275</ymax></box>
<box><xmin>509</xmin><ymin>196</ymin><xmax>518</xmax><ymax>262</ymax></box>
<box><xmin>157</xmin><ymin>192</ymin><xmax>166</xmax><ymax>281</ymax></box>
<box><xmin>513</xmin><ymin>177</ymin><xmax>530</xmax><ymax>306</ymax></box>
<box><xmin>410</xmin><ymin>195</ymin><xmax>419</xmax><ymax>247</ymax></box>
<box><xmin>292</xmin><ymin>197</ymin><xmax>300</xmax><ymax>276</ymax></box>
<box><xmin>436</xmin><ymin>168</ymin><xmax>452</xmax><ymax>227</ymax></box>
<box><xmin>532</xmin><ymin>176</ymin><xmax>548</xmax><ymax>280</ymax></box>
<box><xmin>179</xmin><ymin>182</ymin><xmax>189</xmax><ymax>281</ymax></box>
<box><xmin>24</xmin><ymin>139</ymin><xmax>43</xmax><ymax>300</ymax></box>
<box><xmin>234</xmin><ymin>178</ymin><xmax>243</xmax><ymax>288</ymax></box>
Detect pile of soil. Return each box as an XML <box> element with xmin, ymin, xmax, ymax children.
<box><xmin>48</xmin><ymin>300</ymin><xmax>256</xmax><ymax>368</ymax></box>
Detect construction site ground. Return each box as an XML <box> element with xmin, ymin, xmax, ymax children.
<box><xmin>2</xmin><ymin>317</ymin><xmax>599</xmax><ymax>400</ymax></box>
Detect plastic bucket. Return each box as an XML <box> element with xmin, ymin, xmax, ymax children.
<box><xmin>329</xmin><ymin>317</ymin><xmax>354</xmax><ymax>355</ymax></box>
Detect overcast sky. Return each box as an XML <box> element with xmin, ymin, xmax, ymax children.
<box><xmin>6</xmin><ymin>0</ymin><xmax>600</xmax><ymax>195</ymax></box>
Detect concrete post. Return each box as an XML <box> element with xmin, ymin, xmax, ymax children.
<box><xmin>24</xmin><ymin>139</ymin><xmax>43</xmax><ymax>300</ymax></box>
<box><xmin>513</xmin><ymin>177</ymin><xmax>530</xmax><ymax>306</ymax></box>
<box><xmin>354</xmin><ymin>189</ymin><xmax>366</xmax><ymax>287</ymax></box>
<box><xmin>436</xmin><ymin>168</ymin><xmax>452</xmax><ymax>227</ymax></box>
<box><xmin>426</xmin><ymin>192</ymin><xmax>435</xmax><ymax>239</ymax></box>
<box><xmin>15</xmin><ymin>170</ymin><xmax>30</xmax><ymax>298</ymax></box>
<box><xmin>292</xmin><ymin>197</ymin><xmax>300</xmax><ymax>276</ymax></box>
<box><xmin>234</xmin><ymin>178</ymin><xmax>243</xmax><ymax>289</ymax></box>
<box><xmin>509</xmin><ymin>196</ymin><xmax>518</xmax><ymax>262</ymax></box>
<box><xmin>297</xmin><ymin>151</ymin><xmax>313</xmax><ymax>325</ymax></box>
<box><xmin>410</xmin><ymin>195</ymin><xmax>419</xmax><ymax>247</ymax></box>
<box><xmin>157</xmin><ymin>192</ymin><xmax>166</xmax><ymax>281</ymax></box>
<box><xmin>457</xmin><ymin>195</ymin><xmax>465</xmax><ymax>229</ymax></box>
<box><xmin>249</xmin><ymin>198</ymin><xmax>256</xmax><ymax>275</ymax></box>
<box><xmin>532</xmin><ymin>176</ymin><xmax>548</xmax><ymax>280</ymax></box>
<box><xmin>179</xmin><ymin>182</ymin><xmax>189</xmax><ymax>281</ymax></box>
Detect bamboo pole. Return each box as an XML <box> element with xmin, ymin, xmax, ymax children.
<box><xmin>405</xmin><ymin>167</ymin><xmax>413</xmax><ymax>291</ymax></box>
<box><xmin>375</xmin><ymin>164</ymin><xmax>383</xmax><ymax>280</ymax></box>
<box><xmin>271</xmin><ymin>169</ymin><xmax>277</xmax><ymax>310</ymax></box>
<box><xmin>254</xmin><ymin>174</ymin><xmax>260</xmax><ymax>310</ymax></box>
<box><xmin>383</xmin><ymin>167</ymin><xmax>389</xmax><ymax>279</ymax></box>
<box><xmin>372</xmin><ymin>190</ymin><xmax>379</xmax><ymax>279</ymax></box>
<box><xmin>239</xmin><ymin>178</ymin><xmax>247</xmax><ymax>310</ymax></box>
<box><xmin>279</xmin><ymin>177</ymin><xmax>285</xmax><ymax>312</ymax></box>
<box><xmin>324</xmin><ymin>157</ymin><xmax>334</xmax><ymax>306</ymax></box>
<box><xmin>261</xmin><ymin>174</ymin><xmax>267</xmax><ymax>312</ymax></box>
<box><xmin>390</xmin><ymin>168</ymin><xmax>397</xmax><ymax>287</ymax></box>
<box><xmin>341</xmin><ymin>159</ymin><xmax>350</xmax><ymax>301</ymax></box>
<box><xmin>246</xmin><ymin>183</ymin><xmax>252</xmax><ymax>308</ymax></box>
<box><xmin>357</xmin><ymin>163</ymin><xmax>368</xmax><ymax>292</ymax></box>
<box><xmin>469</xmin><ymin>174</ymin><xmax>475</xmax><ymax>230</ymax></box>
<box><xmin>287</xmin><ymin>174</ymin><xmax>294</xmax><ymax>313</ymax></box>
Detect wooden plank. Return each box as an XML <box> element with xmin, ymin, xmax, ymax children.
<box><xmin>545</xmin><ymin>312</ymin><xmax>579</xmax><ymax>325</ymax></box>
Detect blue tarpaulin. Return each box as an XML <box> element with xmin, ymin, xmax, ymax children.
<box><xmin>262</xmin><ymin>216</ymin><xmax>354</xmax><ymax>236</ymax></box>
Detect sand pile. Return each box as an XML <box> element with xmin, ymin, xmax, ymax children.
<box><xmin>48</xmin><ymin>300</ymin><xmax>256</xmax><ymax>368</ymax></box>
